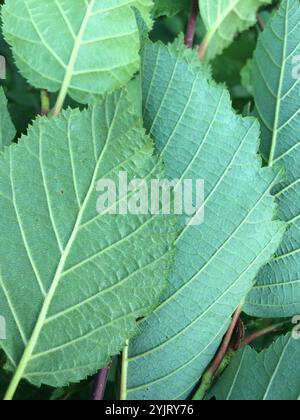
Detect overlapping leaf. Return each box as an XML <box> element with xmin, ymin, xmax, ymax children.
<box><xmin>153</xmin><ymin>0</ymin><xmax>191</xmax><ymax>18</ymax></box>
<box><xmin>123</xmin><ymin>40</ymin><xmax>285</xmax><ymax>400</ymax></box>
<box><xmin>2</xmin><ymin>0</ymin><xmax>153</xmax><ymax>104</ymax></box>
<box><xmin>211</xmin><ymin>334</ymin><xmax>300</xmax><ymax>400</ymax></box>
<box><xmin>0</xmin><ymin>90</ymin><xmax>177</xmax><ymax>396</ymax></box>
<box><xmin>0</xmin><ymin>88</ymin><xmax>15</xmax><ymax>150</ymax></box>
<box><xmin>0</xmin><ymin>32</ymin><xmax>40</xmax><ymax>134</ymax></box>
<box><xmin>245</xmin><ymin>0</ymin><xmax>300</xmax><ymax>317</ymax></box>
<box><xmin>200</xmin><ymin>0</ymin><xmax>271</xmax><ymax>61</ymax></box>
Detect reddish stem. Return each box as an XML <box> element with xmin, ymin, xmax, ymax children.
<box><xmin>92</xmin><ymin>366</ymin><xmax>110</xmax><ymax>401</ymax></box>
<box><xmin>198</xmin><ymin>38</ymin><xmax>208</xmax><ymax>61</ymax></box>
<box><xmin>192</xmin><ymin>304</ymin><xmax>243</xmax><ymax>400</ymax></box>
<box><xmin>210</xmin><ymin>305</ymin><xmax>243</xmax><ymax>376</ymax></box>
<box><xmin>185</xmin><ymin>0</ymin><xmax>199</xmax><ymax>48</ymax></box>
<box><xmin>240</xmin><ymin>322</ymin><xmax>287</xmax><ymax>349</ymax></box>
<box><xmin>232</xmin><ymin>317</ymin><xmax>245</xmax><ymax>351</ymax></box>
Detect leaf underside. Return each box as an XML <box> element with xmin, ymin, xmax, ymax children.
<box><xmin>200</xmin><ymin>0</ymin><xmax>271</xmax><ymax>61</ymax></box>
<box><xmin>0</xmin><ymin>90</ymin><xmax>177</xmax><ymax>388</ymax></box>
<box><xmin>245</xmin><ymin>0</ymin><xmax>300</xmax><ymax>317</ymax></box>
<box><xmin>2</xmin><ymin>0</ymin><xmax>153</xmax><ymax>104</ymax></box>
<box><xmin>211</xmin><ymin>334</ymin><xmax>300</xmax><ymax>400</ymax></box>
<box><xmin>125</xmin><ymin>40</ymin><xmax>285</xmax><ymax>400</ymax></box>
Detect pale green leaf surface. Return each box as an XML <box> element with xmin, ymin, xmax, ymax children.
<box><xmin>0</xmin><ymin>90</ymin><xmax>177</xmax><ymax>391</ymax></box>
<box><xmin>2</xmin><ymin>0</ymin><xmax>153</xmax><ymax>104</ymax></box>
<box><xmin>211</xmin><ymin>334</ymin><xmax>300</xmax><ymax>400</ymax></box>
<box><xmin>245</xmin><ymin>0</ymin><xmax>300</xmax><ymax>317</ymax></box>
<box><xmin>200</xmin><ymin>0</ymin><xmax>271</xmax><ymax>61</ymax></box>
<box><xmin>124</xmin><ymin>41</ymin><xmax>285</xmax><ymax>400</ymax></box>
<box><xmin>0</xmin><ymin>88</ymin><xmax>16</xmax><ymax>150</ymax></box>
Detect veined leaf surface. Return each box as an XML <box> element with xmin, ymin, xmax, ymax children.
<box><xmin>200</xmin><ymin>0</ymin><xmax>271</xmax><ymax>61</ymax></box>
<box><xmin>2</xmin><ymin>0</ymin><xmax>153</xmax><ymax>104</ymax></box>
<box><xmin>0</xmin><ymin>88</ymin><xmax>15</xmax><ymax>150</ymax></box>
<box><xmin>123</xmin><ymin>41</ymin><xmax>285</xmax><ymax>400</ymax></box>
<box><xmin>245</xmin><ymin>0</ymin><xmax>300</xmax><ymax>317</ymax></box>
<box><xmin>211</xmin><ymin>334</ymin><xmax>300</xmax><ymax>400</ymax></box>
<box><xmin>0</xmin><ymin>90</ymin><xmax>177</xmax><ymax>398</ymax></box>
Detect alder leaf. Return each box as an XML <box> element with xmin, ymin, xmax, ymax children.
<box><xmin>245</xmin><ymin>0</ymin><xmax>300</xmax><ymax>317</ymax></box>
<box><xmin>153</xmin><ymin>0</ymin><xmax>191</xmax><ymax>18</ymax></box>
<box><xmin>0</xmin><ymin>89</ymin><xmax>177</xmax><ymax>396</ymax></box>
<box><xmin>123</xmin><ymin>40</ymin><xmax>285</xmax><ymax>400</ymax></box>
<box><xmin>200</xmin><ymin>0</ymin><xmax>271</xmax><ymax>61</ymax></box>
<box><xmin>211</xmin><ymin>334</ymin><xmax>300</xmax><ymax>400</ymax></box>
<box><xmin>2</xmin><ymin>0</ymin><xmax>153</xmax><ymax>104</ymax></box>
<box><xmin>0</xmin><ymin>88</ymin><xmax>16</xmax><ymax>150</ymax></box>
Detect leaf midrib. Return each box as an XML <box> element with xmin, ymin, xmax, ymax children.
<box><xmin>268</xmin><ymin>0</ymin><xmax>289</xmax><ymax>166</ymax></box>
<box><xmin>4</xmin><ymin>89</ymin><xmax>120</xmax><ymax>401</ymax></box>
<box><xmin>204</xmin><ymin>0</ymin><xmax>241</xmax><ymax>46</ymax></box>
<box><xmin>52</xmin><ymin>0</ymin><xmax>95</xmax><ymax>114</ymax></box>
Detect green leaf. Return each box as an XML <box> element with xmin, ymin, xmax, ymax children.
<box><xmin>123</xmin><ymin>40</ymin><xmax>285</xmax><ymax>400</ymax></box>
<box><xmin>241</xmin><ymin>59</ymin><xmax>254</xmax><ymax>96</ymax></box>
<box><xmin>0</xmin><ymin>31</ymin><xmax>40</xmax><ymax>134</ymax></box>
<box><xmin>2</xmin><ymin>0</ymin><xmax>153</xmax><ymax>105</ymax></box>
<box><xmin>200</xmin><ymin>0</ymin><xmax>271</xmax><ymax>61</ymax></box>
<box><xmin>0</xmin><ymin>88</ymin><xmax>16</xmax><ymax>150</ymax></box>
<box><xmin>211</xmin><ymin>334</ymin><xmax>300</xmax><ymax>400</ymax></box>
<box><xmin>245</xmin><ymin>0</ymin><xmax>300</xmax><ymax>317</ymax></box>
<box><xmin>153</xmin><ymin>0</ymin><xmax>191</xmax><ymax>18</ymax></box>
<box><xmin>211</xmin><ymin>31</ymin><xmax>257</xmax><ymax>112</ymax></box>
<box><xmin>0</xmin><ymin>89</ymin><xmax>177</xmax><ymax>399</ymax></box>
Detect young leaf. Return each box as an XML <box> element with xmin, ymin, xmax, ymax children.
<box><xmin>2</xmin><ymin>0</ymin><xmax>153</xmax><ymax>107</ymax></box>
<box><xmin>0</xmin><ymin>88</ymin><xmax>16</xmax><ymax>150</ymax></box>
<box><xmin>123</xmin><ymin>40</ymin><xmax>285</xmax><ymax>400</ymax></box>
<box><xmin>200</xmin><ymin>0</ymin><xmax>271</xmax><ymax>61</ymax></box>
<box><xmin>153</xmin><ymin>0</ymin><xmax>191</xmax><ymax>18</ymax></box>
<box><xmin>245</xmin><ymin>0</ymin><xmax>300</xmax><ymax>317</ymax></box>
<box><xmin>0</xmin><ymin>90</ymin><xmax>177</xmax><ymax>399</ymax></box>
<box><xmin>211</xmin><ymin>334</ymin><xmax>300</xmax><ymax>400</ymax></box>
